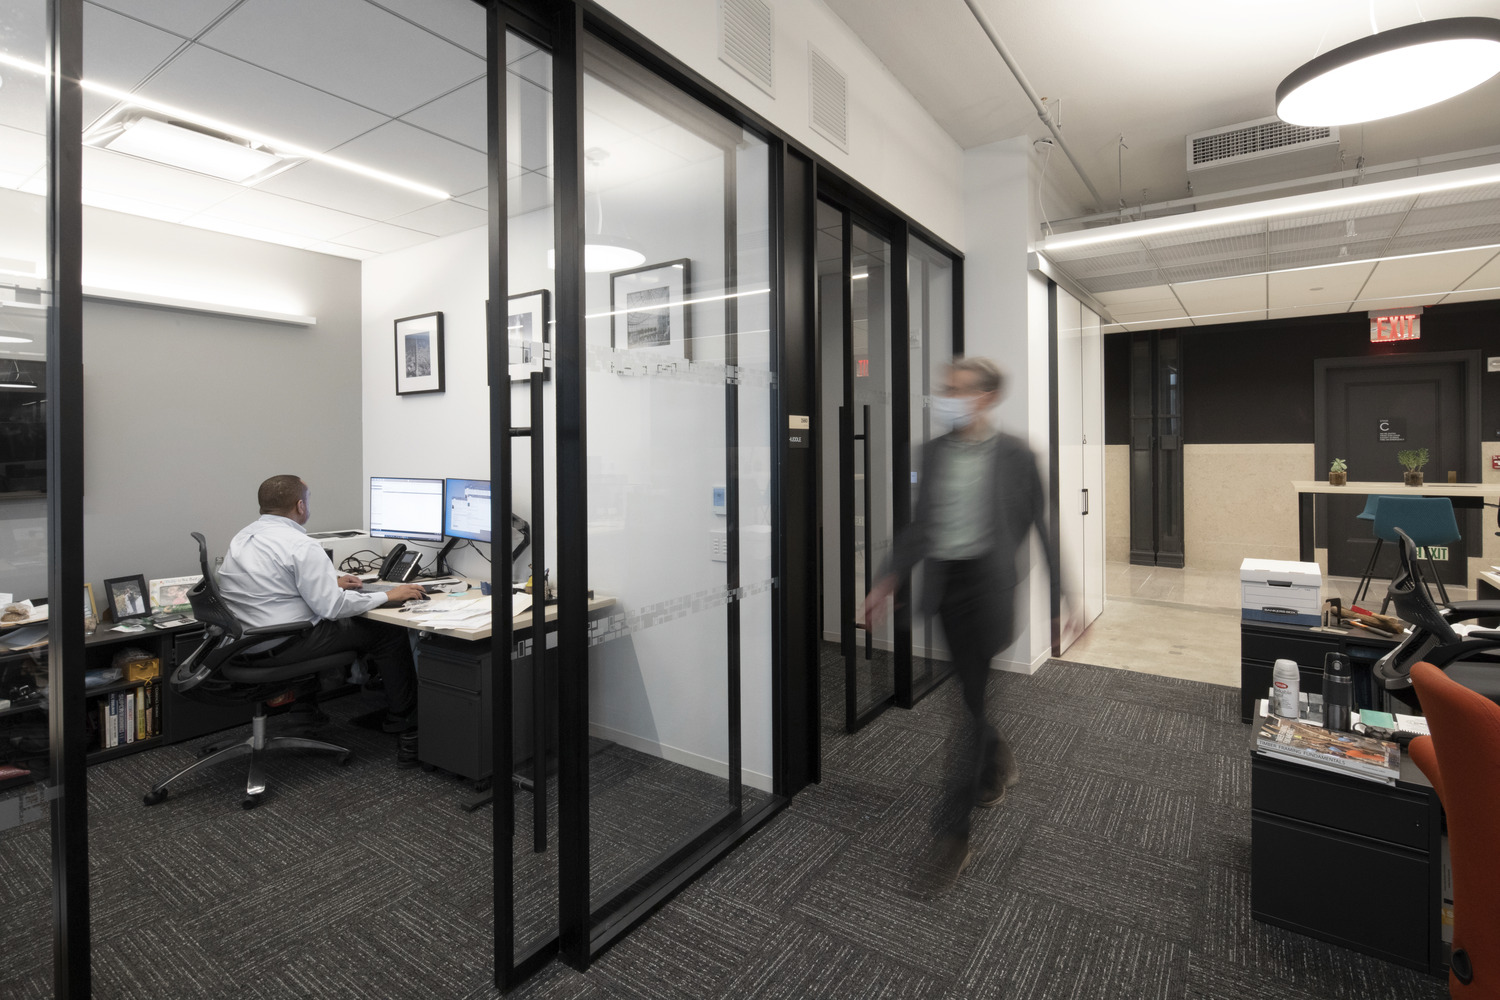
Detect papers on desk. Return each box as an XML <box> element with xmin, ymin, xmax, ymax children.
<box><xmin>399</xmin><ymin>594</ymin><xmax>492</xmax><ymax>632</ymax></box>
<box><xmin>512</xmin><ymin>594</ymin><xmax>533</xmax><ymax>618</ymax></box>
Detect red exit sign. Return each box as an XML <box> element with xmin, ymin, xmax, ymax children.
<box><xmin>1369</xmin><ymin>308</ymin><xmax>1421</xmax><ymax>342</ymax></box>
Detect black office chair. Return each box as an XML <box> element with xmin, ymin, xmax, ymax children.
<box><xmin>1371</xmin><ymin>528</ymin><xmax>1500</xmax><ymax>709</ymax></box>
<box><xmin>143</xmin><ymin>532</ymin><xmax>355</xmax><ymax>809</ymax></box>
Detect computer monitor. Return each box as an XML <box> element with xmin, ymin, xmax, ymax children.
<box><xmin>444</xmin><ymin>478</ymin><xmax>492</xmax><ymax>543</ymax></box>
<box><xmin>368</xmin><ymin>477</ymin><xmax>444</xmax><ymax>542</ymax></box>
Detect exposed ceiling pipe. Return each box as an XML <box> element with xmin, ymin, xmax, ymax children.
<box><xmin>960</xmin><ymin>0</ymin><xmax>1107</xmax><ymax>210</ymax></box>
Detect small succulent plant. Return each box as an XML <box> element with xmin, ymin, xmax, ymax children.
<box><xmin>1330</xmin><ymin>458</ymin><xmax>1347</xmax><ymax>474</ymax></box>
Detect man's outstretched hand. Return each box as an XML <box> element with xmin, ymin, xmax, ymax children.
<box><xmin>862</xmin><ymin>574</ymin><xmax>897</xmax><ymax>632</ymax></box>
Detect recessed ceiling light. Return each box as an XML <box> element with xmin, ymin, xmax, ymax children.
<box><xmin>0</xmin><ymin>52</ymin><xmax>450</xmax><ymax>200</ymax></box>
<box><xmin>1277</xmin><ymin>17</ymin><xmax>1500</xmax><ymax>126</ymax></box>
<box><xmin>546</xmin><ymin>240</ymin><xmax>647</xmax><ymax>273</ymax></box>
<box><xmin>99</xmin><ymin>118</ymin><xmax>283</xmax><ymax>183</ymax></box>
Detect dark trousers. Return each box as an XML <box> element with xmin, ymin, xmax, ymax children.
<box><xmin>276</xmin><ymin>617</ymin><xmax>417</xmax><ymax>717</ymax></box>
<box><xmin>932</xmin><ymin>559</ymin><xmax>1016</xmax><ymax>839</ymax></box>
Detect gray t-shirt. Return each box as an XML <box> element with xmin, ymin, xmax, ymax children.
<box><xmin>927</xmin><ymin>434</ymin><xmax>996</xmax><ymax>560</ymax></box>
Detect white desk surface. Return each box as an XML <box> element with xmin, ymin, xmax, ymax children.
<box><xmin>363</xmin><ymin>583</ymin><xmax>614</xmax><ymax>641</ymax></box>
<box><xmin>1292</xmin><ymin>480</ymin><xmax>1500</xmax><ymax>499</ymax></box>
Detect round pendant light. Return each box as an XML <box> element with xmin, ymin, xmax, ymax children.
<box><xmin>1276</xmin><ymin>16</ymin><xmax>1500</xmax><ymax>126</ymax></box>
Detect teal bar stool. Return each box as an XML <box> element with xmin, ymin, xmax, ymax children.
<box><xmin>1350</xmin><ymin>495</ymin><xmax>1404</xmax><ymax>608</ymax></box>
<box><xmin>1369</xmin><ymin>496</ymin><xmax>1462</xmax><ymax>612</ymax></box>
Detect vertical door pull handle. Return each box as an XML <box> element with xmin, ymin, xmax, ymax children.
<box><xmin>1081</xmin><ymin>488</ymin><xmax>1089</xmax><ymax>515</ymax></box>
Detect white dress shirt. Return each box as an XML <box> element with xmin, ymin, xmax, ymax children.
<box><xmin>218</xmin><ymin>514</ymin><xmax>385</xmax><ymax>627</ymax></box>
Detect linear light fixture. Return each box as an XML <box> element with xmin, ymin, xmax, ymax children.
<box><xmin>1277</xmin><ymin>17</ymin><xmax>1500</xmax><ymax>126</ymax></box>
<box><xmin>96</xmin><ymin>117</ymin><xmax>285</xmax><ymax>183</ymax></box>
<box><xmin>0</xmin><ymin>53</ymin><xmax>449</xmax><ymax>199</ymax></box>
<box><xmin>1038</xmin><ymin>161</ymin><xmax>1500</xmax><ymax>253</ymax></box>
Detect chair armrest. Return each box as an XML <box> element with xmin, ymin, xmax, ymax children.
<box><xmin>1442</xmin><ymin>600</ymin><xmax>1500</xmax><ymax>623</ymax></box>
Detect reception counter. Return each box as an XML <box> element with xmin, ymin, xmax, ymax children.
<box><xmin>1292</xmin><ymin>480</ymin><xmax>1500</xmax><ymax>563</ymax></box>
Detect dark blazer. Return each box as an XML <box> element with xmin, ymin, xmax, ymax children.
<box><xmin>882</xmin><ymin>429</ymin><xmax>1061</xmax><ymax>618</ymax></box>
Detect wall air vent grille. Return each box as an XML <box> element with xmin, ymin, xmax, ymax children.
<box><xmin>719</xmin><ymin>0</ymin><xmax>774</xmax><ymax>96</ymax></box>
<box><xmin>808</xmin><ymin>45</ymin><xmax>848</xmax><ymax>152</ymax></box>
<box><xmin>1187</xmin><ymin>116</ymin><xmax>1338</xmax><ymax>170</ymax></box>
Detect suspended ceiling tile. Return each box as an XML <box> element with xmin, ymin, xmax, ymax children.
<box><xmin>185</xmin><ymin>214</ymin><xmax>316</xmax><ymax>250</ymax></box>
<box><xmin>254</xmin><ymin>160</ymin><xmax>438</xmax><ymax>220</ymax></box>
<box><xmin>509</xmin><ymin>49</ymin><xmax>552</xmax><ymax>91</ymax></box>
<box><xmin>1079</xmin><ymin>270</ymin><xmax>1167</xmax><ymax>295</ymax></box>
<box><xmin>1268</xmin><ymin>241</ymin><xmax>1388</xmax><ymax>272</ymax></box>
<box><xmin>0</xmin><ymin>126</ymin><xmax>45</xmax><ymax>185</ymax></box>
<box><xmin>134</xmin><ymin>44</ymin><xmax>387</xmax><ymax>152</ymax></box>
<box><xmin>1453</xmin><ymin>250</ymin><xmax>1500</xmax><ymax>291</ymax></box>
<box><xmin>194</xmin><ymin>188</ymin><xmax>373</xmax><ymax>241</ymax></box>
<box><xmin>330</xmin><ymin>222</ymin><xmax>433</xmax><ymax>254</ymax></box>
<box><xmin>389</xmin><ymin>199</ymin><xmax>488</xmax><ymax>238</ymax></box>
<box><xmin>82</xmin><ymin>4</ymin><xmax>189</xmax><ymax>125</ymax></box>
<box><xmin>1141</xmin><ymin>219</ymin><xmax>1266</xmax><ymax>251</ymax></box>
<box><xmin>327</xmin><ymin>120</ymin><xmax>487</xmax><ymax>199</ymax></box>
<box><xmin>200</xmin><ymin>0</ymin><xmax>484</xmax><ymax>117</ymax></box>
<box><xmin>369</xmin><ymin>0</ymin><xmax>485</xmax><ymax>56</ymax></box>
<box><xmin>1159</xmin><ymin>257</ymin><xmax>1265</xmax><ymax>284</ymax></box>
<box><xmin>1147</xmin><ymin>232</ymin><xmax>1265</xmax><ymax>268</ymax></box>
<box><xmin>403</xmin><ymin>78</ymin><xmax>487</xmax><ymax>153</ymax></box>
<box><xmin>302</xmin><ymin>240</ymin><xmax>377</xmax><ymax>261</ymax></box>
<box><xmin>89</xmin><ymin>0</ymin><xmax>240</xmax><ymax>39</ymax></box>
<box><xmin>82</xmin><ymin>188</ymin><xmax>193</xmax><ymax>223</ymax></box>
<box><xmin>1268</xmin><ymin>261</ymin><xmax>1375</xmax><ymax>309</ymax></box>
<box><xmin>1436</xmin><ymin>286</ymin><xmax>1500</xmax><ymax>306</ymax></box>
<box><xmin>1172</xmin><ymin>273</ymin><xmax>1266</xmax><ymax>318</ymax></box>
<box><xmin>506</xmin><ymin>75</ymin><xmax>554</xmax><ymax>173</ymax></box>
<box><xmin>507</xmin><ymin>172</ymin><xmax>552</xmax><ymax>217</ymax></box>
<box><xmin>1116</xmin><ymin>314</ymin><xmax>1195</xmax><ymax>331</ymax></box>
<box><xmin>1352</xmin><ymin>291</ymin><xmax>1445</xmax><ymax>313</ymax></box>
<box><xmin>1092</xmin><ymin>283</ymin><xmax>1178</xmax><ymax>307</ymax></box>
<box><xmin>1381</xmin><ymin>226</ymin><xmax>1500</xmax><ymax>258</ymax></box>
<box><xmin>1268</xmin><ymin>303</ymin><xmax>1355</xmax><ymax>320</ymax></box>
<box><xmin>1359</xmin><ymin>247</ymin><xmax>1499</xmax><ymax>301</ymax></box>
<box><xmin>454</xmin><ymin>187</ymin><xmax>487</xmax><ymax>211</ymax></box>
<box><xmin>81</xmin><ymin>146</ymin><xmax>243</xmax><ymax>212</ymax></box>
<box><xmin>1411</xmin><ymin>181</ymin><xmax>1500</xmax><ymax>209</ymax></box>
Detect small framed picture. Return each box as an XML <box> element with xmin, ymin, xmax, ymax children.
<box><xmin>507</xmin><ymin>289</ymin><xmax>551</xmax><ymax>382</ymax></box>
<box><xmin>394</xmin><ymin>311</ymin><xmax>445</xmax><ymax>396</ymax></box>
<box><xmin>103</xmin><ymin>574</ymin><xmax>150</xmax><ymax>621</ymax></box>
<box><xmin>611</xmin><ymin>259</ymin><xmax>691</xmax><ymax>359</ymax></box>
<box><xmin>84</xmin><ymin>583</ymin><xmax>98</xmax><ymax>631</ymax></box>
<box><xmin>149</xmin><ymin>575</ymin><xmax>201</xmax><ymax>614</ymax></box>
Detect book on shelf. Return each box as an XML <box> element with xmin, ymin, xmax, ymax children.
<box><xmin>1256</xmin><ymin>716</ymin><xmax>1400</xmax><ymax>785</ymax></box>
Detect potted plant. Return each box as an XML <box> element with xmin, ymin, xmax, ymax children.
<box><xmin>1398</xmin><ymin>447</ymin><xmax>1429</xmax><ymax>487</ymax></box>
<box><xmin>1328</xmin><ymin>458</ymin><xmax>1347</xmax><ymax>486</ymax></box>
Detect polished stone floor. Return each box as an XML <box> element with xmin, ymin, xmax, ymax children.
<box><xmin>1061</xmin><ymin>561</ymin><xmax>1477</xmax><ymax>689</ymax></box>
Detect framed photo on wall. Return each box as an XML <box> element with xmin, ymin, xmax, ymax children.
<box><xmin>103</xmin><ymin>574</ymin><xmax>150</xmax><ymax>621</ymax></box>
<box><xmin>507</xmin><ymin>289</ymin><xmax>551</xmax><ymax>382</ymax></box>
<box><xmin>394</xmin><ymin>312</ymin><xmax>445</xmax><ymax>395</ymax></box>
<box><xmin>610</xmin><ymin>259</ymin><xmax>691</xmax><ymax>359</ymax></box>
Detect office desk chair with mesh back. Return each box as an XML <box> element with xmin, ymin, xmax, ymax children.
<box><xmin>1372</xmin><ymin>528</ymin><xmax>1500</xmax><ymax>710</ymax></box>
<box><xmin>1406</xmin><ymin>661</ymin><xmax>1500</xmax><ymax>997</ymax></box>
<box><xmin>142</xmin><ymin>532</ymin><xmax>356</xmax><ymax>810</ymax></box>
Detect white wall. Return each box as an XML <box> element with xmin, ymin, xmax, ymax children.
<box><xmin>960</xmin><ymin>136</ymin><xmax>1055</xmax><ymax>673</ymax></box>
<box><xmin>596</xmin><ymin>0</ymin><xmax>966</xmax><ymax>249</ymax></box>
<box><xmin>0</xmin><ymin>189</ymin><xmax>364</xmax><ymax>604</ymax></box>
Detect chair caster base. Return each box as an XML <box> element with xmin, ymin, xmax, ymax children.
<box><xmin>338</xmin><ymin>752</ymin><xmax>354</xmax><ymax>766</ymax></box>
<box><xmin>241</xmin><ymin>795</ymin><xmax>261</xmax><ymax>810</ymax></box>
<box><xmin>143</xmin><ymin>788</ymin><xmax>168</xmax><ymax>807</ymax></box>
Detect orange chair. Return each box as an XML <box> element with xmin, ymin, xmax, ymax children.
<box><xmin>1408</xmin><ymin>660</ymin><xmax>1500</xmax><ymax>997</ymax></box>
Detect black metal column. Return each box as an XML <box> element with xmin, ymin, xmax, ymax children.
<box><xmin>723</xmin><ymin>151</ymin><xmax>742</xmax><ymax>811</ymax></box>
<box><xmin>551</xmin><ymin>0</ymin><xmax>591</xmax><ymax>972</ymax></box>
<box><xmin>46</xmin><ymin>0</ymin><xmax>88</xmax><ymax>995</ymax></box>
<box><xmin>889</xmin><ymin>222</ymin><xmax>913</xmax><ymax>707</ymax></box>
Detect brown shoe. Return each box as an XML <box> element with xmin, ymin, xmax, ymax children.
<box><xmin>396</xmin><ymin>729</ymin><xmax>419</xmax><ymax>767</ymax></box>
<box><xmin>978</xmin><ymin>761</ymin><xmax>1020</xmax><ymax>807</ymax></box>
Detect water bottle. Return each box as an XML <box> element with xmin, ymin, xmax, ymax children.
<box><xmin>1324</xmin><ymin>652</ymin><xmax>1353</xmax><ymax>732</ymax></box>
<box><xmin>1272</xmin><ymin>659</ymin><xmax>1300</xmax><ymax>719</ymax></box>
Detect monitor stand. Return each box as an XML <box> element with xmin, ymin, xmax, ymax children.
<box><xmin>433</xmin><ymin>537</ymin><xmax>459</xmax><ymax>577</ymax></box>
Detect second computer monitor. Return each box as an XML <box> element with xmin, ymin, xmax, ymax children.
<box><xmin>444</xmin><ymin>478</ymin><xmax>492</xmax><ymax>543</ymax></box>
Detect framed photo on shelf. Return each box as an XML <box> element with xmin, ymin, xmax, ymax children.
<box><xmin>610</xmin><ymin>259</ymin><xmax>691</xmax><ymax>359</ymax></box>
<box><xmin>84</xmin><ymin>583</ymin><xmax>98</xmax><ymax>630</ymax></box>
<box><xmin>507</xmin><ymin>289</ymin><xmax>551</xmax><ymax>382</ymax></box>
<box><xmin>394</xmin><ymin>311</ymin><xmax>445</xmax><ymax>396</ymax></box>
<box><xmin>103</xmin><ymin>574</ymin><xmax>150</xmax><ymax>621</ymax></box>
<box><xmin>149</xmin><ymin>575</ymin><xmax>201</xmax><ymax>614</ymax></box>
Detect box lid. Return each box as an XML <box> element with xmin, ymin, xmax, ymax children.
<box><xmin>1240</xmin><ymin>558</ymin><xmax>1322</xmax><ymax>586</ymax></box>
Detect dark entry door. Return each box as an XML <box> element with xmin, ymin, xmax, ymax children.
<box><xmin>1317</xmin><ymin>355</ymin><xmax>1477</xmax><ymax>585</ymax></box>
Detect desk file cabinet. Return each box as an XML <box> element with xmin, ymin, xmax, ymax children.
<box><xmin>1250</xmin><ymin>742</ymin><xmax>1444</xmax><ymax>974</ymax></box>
<box><xmin>415</xmin><ymin>635</ymin><xmax>554</xmax><ymax>786</ymax></box>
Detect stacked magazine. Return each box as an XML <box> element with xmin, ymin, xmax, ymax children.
<box><xmin>1256</xmin><ymin>716</ymin><xmax>1401</xmax><ymax>785</ymax></box>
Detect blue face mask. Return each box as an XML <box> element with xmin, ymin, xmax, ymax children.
<box><xmin>930</xmin><ymin>394</ymin><xmax>975</xmax><ymax>430</ymax></box>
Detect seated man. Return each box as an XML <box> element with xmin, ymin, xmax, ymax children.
<box><xmin>218</xmin><ymin>475</ymin><xmax>425</xmax><ymax>761</ymax></box>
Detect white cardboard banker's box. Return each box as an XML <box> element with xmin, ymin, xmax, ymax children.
<box><xmin>1240</xmin><ymin>558</ymin><xmax>1322</xmax><ymax>626</ymax></box>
